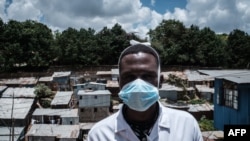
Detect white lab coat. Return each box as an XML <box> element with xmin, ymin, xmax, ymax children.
<box><xmin>87</xmin><ymin>102</ymin><xmax>203</xmax><ymax>141</ymax></box>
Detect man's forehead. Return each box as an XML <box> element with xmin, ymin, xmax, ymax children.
<box><xmin>122</xmin><ymin>51</ymin><xmax>154</xmax><ymax>59</ymax></box>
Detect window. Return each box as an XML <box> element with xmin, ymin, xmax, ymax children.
<box><xmin>94</xmin><ymin>95</ymin><xmax>98</xmax><ymax>99</ymax></box>
<box><xmin>223</xmin><ymin>81</ymin><xmax>238</xmax><ymax>109</ymax></box>
<box><xmin>80</xmin><ymin>96</ymin><xmax>82</xmax><ymax>99</ymax></box>
<box><xmin>94</xmin><ymin>108</ymin><xmax>97</xmax><ymax>112</ymax></box>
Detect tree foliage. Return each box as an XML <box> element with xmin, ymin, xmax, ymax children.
<box><xmin>227</xmin><ymin>29</ymin><xmax>250</xmax><ymax>68</ymax></box>
<box><xmin>149</xmin><ymin>20</ymin><xmax>228</xmax><ymax>67</ymax></box>
<box><xmin>34</xmin><ymin>84</ymin><xmax>53</xmax><ymax>98</ymax></box>
<box><xmin>0</xmin><ymin>17</ymin><xmax>249</xmax><ymax>71</ymax></box>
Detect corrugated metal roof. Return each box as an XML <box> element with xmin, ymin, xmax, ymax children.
<box><xmin>19</xmin><ymin>77</ymin><xmax>38</xmax><ymax>85</ymax></box>
<box><xmin>0</xmin><ymin>126</ymin><xmax>24</xmax><ymax>141</ymax></box>
<box><xmin>188</xmin><ymin>103</ymin><xmax>214</xmax><ymax>112</ymax></box>
<box><xmin>0</xmin><ymin>98</ymin><xmax>35</xmax><ymax>119</ymax></box>
<box><xmin>161</xmin><ymin>71</ymin><xmax>187</xmax><ymax>80</ymax></box>
<box><xmin>160</xmin><ymin>83</ymin><xmax>183</xmax><ymax>91</ymax></box>
<box><xmin>198</xmin><ymin>70</ymin><xmax>250</xmax><ymax>84</ymax></box>
<box><xmin>0</xmin><ymin>77</ymin><xmax>38</xmax><ymax>85</ymax></box>
<box><xmin>0</xmin><ymin>126</ymin><xmax>24</xmax><ymax>135</ymax></box>
<box><xmin>87</xmin><ymin>82</ymin><xmax>106</xmax><ymax>86</ymax></box>
<box><xmin>0</xmin><ymin>85</ymin><xmax>7</xmax><ymax>92</ymax></box>
<box><xmin>78</xmin><ymin>90</ymin><xmax>111</xmax><ymax>95</ymax></box>
<box><xmin>32</xmin><ymin>108</ymin><xmax>78</xmax><ymax>117</ymax></box>
<box><xmin>79</xmin><ymin>122</ymin><xmax>96</xmax><ymax>130</ymax></box>
<box><xmin>52</xmin><ymin>71</ymin><xmax>71</xmax><ymax>78</ymax></box>
<box><xmin>195</xmin><ymin>85</ymin><xmax>214</xmax><ymax>93</ymax></box>
<box><xmin>96</xmin><ymin>71</ymin><xmax>111</xmax><ymax>75</ymax></box>
<box><xmin>2</xmin><ymin>87</ymin><xmax>35</xmax><ymax>98</ymax></box>
<box><xmin>111</xmin><ymin>68</ymin><xmax>119</xmax><ymax>75</ymax></box>
<box><xmin>38</xmin><ymin>76</ymin><xmax>53</xmax><ymax>82</ymax></box>
<box><xmin>106</xmin><ymin>80</ymin><xmax>119</xmax><ymax>87</ymax></box>
<box><xmin>26</xmin><ymin>124</ymin><xmax>79</xmax><ymax>138</ymax></box>
<box><xmin>160</xmin><ymin>83</ymin><xmax>194</xmax><ymax>91</ymax></box>
<box><xmin>202</xmin><ymin>131</ymin><xmax>224</xmax><ymax>140</ymax></box>
<box><xmin>184</xmin><ymin>70</ymin><xmax>213</xmax><ymax>81</ymax></box>
<box><xmin>51</xmin><ymin>91</ymin><xmax>73</xmax><ymax>105</ymax></box>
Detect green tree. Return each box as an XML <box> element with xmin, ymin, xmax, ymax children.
<box><xmin>34</xmin><ymin>83</ymin><xmax>53</xmax><ymax>98</ymax></box>
<box><xmin>179</xmin><ymin>25</ymin><xmax>200</xmax><ymax>66</ymax></box>
<box><xmin>20</xmin><ymin>20</ymin><xmax>54</xmax><ymax>67</ymax></box>
<box><xmin>78</xmin><ymin>28</ymin><xmax>99</xmax><ymax>65</ymax></box>
<box><xmin>149</xmin><ymin>19</ymin><xmax>187</xmax><ymax>65</ymax></box>
<box><xmin>196</xmin><ymin>27</ymin><xmax>226</xmax><ymax>67</ymax></box>
<box><xmin>96</xmin><ymin>23</ymin><xmax>129</xmax><ymax>65</ymax></box>
<box><xmin>0</xmin><ymin>18</ymin><xmax>6</xmax><ymax>71</ymax></box>
<box><xmin>52</xmin><ymin>27</ymin><xmax>79</xmax><ymax>65</ymax></box>
<box><xmin>2</xmin><ymin>20</ymin><xmax>23</xmax><ymax>71</ymax></box>
<box><xmin>34</xmin><ymin>84</ymin><xmax>54</xmax><ymax>108</ymax></box>
<box><xmin>227</xmin><ymin>29</ymin><xmax>250</xmax><ymax>68</ymax></box>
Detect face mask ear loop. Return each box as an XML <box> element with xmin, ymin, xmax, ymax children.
<box><xmin>157</xmin><ymin>65</ymin><xmax>160</xmax><ymax>88</ymax></box>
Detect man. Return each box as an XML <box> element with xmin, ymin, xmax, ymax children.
<box><xmin>87</xmin><ymin>44</ymin><xmax>203</xmax><ymax>141</ymax></box>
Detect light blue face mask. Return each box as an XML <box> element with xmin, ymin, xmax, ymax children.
<box><xmin>118</xmin><ymin>79</ymin><xmax>160</xmax><ymax>112</ymax></box>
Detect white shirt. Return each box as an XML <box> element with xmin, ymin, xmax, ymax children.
<box><xmin>87</xmin><ymin>102</ymin><xmax>203</xmax><ymax>141</ymax></box>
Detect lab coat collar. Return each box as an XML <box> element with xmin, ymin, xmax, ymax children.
<box><xmin>115</xmin><ymin>106</ymin><xmax>129</xmax><ymax>133</ymax></box>
<box><xmin>158</xmin><ymin>102</ymin><xmax>171</xmax><ymax>129</ymax></box>
<box><xmin>148</xmin><ymin>102</ymin><xmax>170</xmax><ymax>140</ymax></box>
<box><xmin>115</xmin><ymin>105</ymin><xmax>139</xmax><ymax>140</ymax></box>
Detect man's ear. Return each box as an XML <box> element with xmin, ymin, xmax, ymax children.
<box><xmin>159</xmin><ymin>74</ymin><xmax>164</xmax><ymax>88</ymax></box>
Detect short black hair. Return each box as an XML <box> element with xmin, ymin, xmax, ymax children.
<box><xmin>118</xmin><ymin>44</ymin><xmax>160</xmax><ymax>71</ymax></box>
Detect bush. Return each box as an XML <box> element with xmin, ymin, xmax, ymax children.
<box><xmin>34</xmin><ymin>84</ymin><xmax>53</xmax><ymax>98</ymax></box>
<box><xmin>198</xmin><ymin>115</ymin><xmax>215</xmax><ymax>131</ymax></box>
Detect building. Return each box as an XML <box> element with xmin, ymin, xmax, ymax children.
<box><xmin>73</xmin><ymin>82</ymin><xmax>106</xmax><ymax>98</ymax></box>
<box><xmin>78</xmin><ymin>89</ymin><xmax>111</xmax><ymax>122</ymax></box>
<box><xmin>2</xmin><ymin>87</ymin><xmax>36</xmax><ymax>98</ymax></box>
<box><xmin>0</xmin><ymin>126</ymin><xmax>25</xmax><ymax>141</ymax></box>
<box><xmin>79</xmin><ymin>122</ymin><xmax>96</xmax><ymax>141</ymax></box>
<box><xmin>25</xmin><ymin>124</ymin><xmax>80</xmax><ymax>141</ymax></box>
<box><xmin>51</xmin><ymin>91</ymin><xmax>74</xmax><ymax>109</ymax></box>
<box><xmin>96</xmin><ymin>71</ymin><xmax>111</xmax><ymax>83</ymax></box>
<box><xmin>159</xmin><ymin>83</ymin><xmax>195</xmax><ymax>101</ymax></box>
<box><xmin>0</xmin><ymin>77</ymin><xmax>38</xmax><ymax>87</ymax></box>
<box><xmin>52</xmin><ymin>71</ymin><xmax>71</xmax><ymax>91</ymax></box>
<box><xmin>195</xmin><ymin>85</ymin><xmax>214</xmax><ymax>102</ymax></box>
<box><xmin>184</xmin><ymin>69</ymin><xmax>214</xmax><ymax>88</ymax></box>
<box><xmin>199</xmin><ymin>69</ymin><xmax>250</xmax><ymax>130</ymax></box>
<box><xmin>31</xmin><ymin>108</ymin><xmax>79</xmax><ymax>125</ymax></box>
<box><xmin>111</xmin><ymin>68</ymin><xmax>119</xmax><ymax>81</ymax></box>
<box><xmin>105</xmin><ymin>80</ymin><xmax>119</xmax><ymax>98</ymax></box>
<box><xmin>0</xmin><ymin>98</ymin><xmax>35</xmax><ymax>126</ymax></box>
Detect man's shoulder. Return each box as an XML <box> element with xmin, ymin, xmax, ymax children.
<box><xmin>160</xmin><ymin>104</ymin><xmax>196</xmax><ymax>119</ymax></box>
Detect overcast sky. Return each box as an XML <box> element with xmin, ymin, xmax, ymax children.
<box><xmin>1</xmin><ymin>0</ymin><xmax>250</xmax><ymax>39</ymax></box>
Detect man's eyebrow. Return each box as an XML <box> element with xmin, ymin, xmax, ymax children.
<box><xmin>122</xmin><ymin>70</ymin><xmax>157</xmax><ymax>76</ymax></box>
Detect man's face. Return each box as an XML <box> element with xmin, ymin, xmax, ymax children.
<box><xmin>119</xmin><ymin>52</ymin><xmax>158</xmax><ymax>89</ymax></box>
